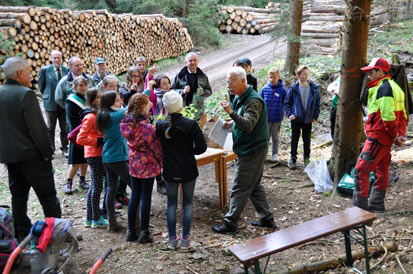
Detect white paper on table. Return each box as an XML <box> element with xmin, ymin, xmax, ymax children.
<box><xmin>208</xmin><ymin>118</ymin><xmax>230</xmax><ymax>147</ymax></box>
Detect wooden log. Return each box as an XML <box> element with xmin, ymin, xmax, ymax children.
<box><xmin>311</xmin><ymin>4</ymin><xmax>346</xmax><ymax>15</ymax></box>
<box><xmin>239</xmin><ymin>18</ymin><xmax>247</xmax><ymax>27</ymax></box>
<box><xmin>256</xmin><ymin>18</ymin><xmax>278</xmax><ymax>24</ymax></box>
<box><xmin>0</xmin><ymin>12</ymin><xmax>31</xmax><ymax>24</ymax></box>
<box><xmin>229</xmin><ymin>6</ymin><xmax>280</xmax><ymax>13</ymax></box>
<box><xmin>0</xmin><ymin>19</ymin><xmax>21</xmax><ymax>28</ymax></box>
<box><xmin>309</xmin><ymin>15</ymin><xmax>344</xmax><ymax>21</ymax></box>
<box><xmin>301</xmin><ymin>32</ymin><xmax>339</xmax><ymax>38</ymax></box>
<box><xmin>0</xmin><ymin>6</ymin><xmax>36</xmax><ymax>16</ymax></box>
<box><xmin>225</xmin><ymin>25</ymin><xmax>233</xmax><ymax>33</ymax></box>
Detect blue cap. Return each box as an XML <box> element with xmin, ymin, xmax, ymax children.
<box><xmin>95</xmin><ymin>57</ymin><xmax>105</xmax><ymax>65</ymax></box>
<box><xmin>239</xmin><ymin>58</ymin><xmax>252</xmax><ymax>67</ymax></box>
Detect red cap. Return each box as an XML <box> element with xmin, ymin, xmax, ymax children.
<box><xmin>361</xmin><ymin>57</ymin><xmax>391</xmax><ymax>72</ymax></box>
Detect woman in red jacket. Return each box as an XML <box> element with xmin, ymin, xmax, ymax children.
<box><xmin>77</xmin><ymin>87</ymin><xmax>108</xmax><ymax>228</ymax></box>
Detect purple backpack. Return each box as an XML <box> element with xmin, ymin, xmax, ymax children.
<box><xmin>0</xmin><ymin>206</ymin><xmax>17</xmax><ymax>271</ymax></box>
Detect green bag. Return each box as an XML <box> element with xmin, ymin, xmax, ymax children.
<box><xmin>337</xmin><ymin>173</ymin><xmax>355</xmax><ymax>197</ymax></box>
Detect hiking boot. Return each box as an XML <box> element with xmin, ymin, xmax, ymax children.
<box><xmin>287</xmin><ymin>159</ymin><xmax>296</xmax><ymax>170</ymax></box>
<box><xmin>304</xmin><ymin>158</ymin><xmax>310</xmax><ymax>167</ymax></box>
<box><xmin>92</xmin><ymin>216</ymin><xmax>108</xmax><ymax>228</ymax></box>
<box><xmin>251</xmin><ymin>219</ymin><xmax>277</xmax><ymax>229</ymax></box>
<box><xmin>125</xmin><ymin>230</ymin><xmax>138</xmax><ymax>242</ymax></box>
<box><xmin>85</xmin><ymin>219</ymin><xmax>92</xmax><ymax>228</ymax></box>
<box><xmin>167</xmin><ymin>236</ymin><xmax>179</xmax><ymax>250</ymax></box>
<box><xmin>138</xmin><ymin>230</ymin><xmax>153</xmax><ymax>244</ymax></box>
<box><xmin>212</xmin><ymin>222</ymin><xmax>236</xmax><ymax>234</ymax></box>
<box><xmin>353</xmin><ymin>191</ymin><xmax>369</xmax><ymax>211</ymax></box>
<box><xmin>368</xmin><ymin>188</ymin><xmax>386</xmax><ymax>213</ymax></box>
<box><xmin>64</xmin><ymin>180</ymin><xmax>73</xmax><ymax>195</ymax></box>
<box><xmin>180</xmin><ymin>236</ymin><xmax>191</xmax><ymax>250</ymax></box>
<box><xmin>157</xmin><ymin>180</ymin><xmax>167</xmax><ymax>195</ymax></box>
<box><xmin>79</xmin><ymin>179</ymin><xmax>90</xmax><ymax>190</ymax></box>
<box><xmin>107</xmin><ymin>217</ymin><xmax>123</xmax><ymax>232</ymax></box>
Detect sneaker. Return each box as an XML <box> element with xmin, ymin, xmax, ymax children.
<box><xmin>251</xmin><ymin>219</ymin><xmax>277</xmax><ymax>229</ymax></box>
<box><xmin>138</xmin><ymin>230</ymin><xmax>153</xmax><ymax>244</ymax></box>
<box><xmin>79</xmin><ymin>179</ymin><xmax>90</xmax><ymax>190</ymax></box>
<box><xmin>117</xmin><ymin>196</ymin><xmax>129</xmax><ymax>206</ymax></box>
<box><xmin>126</xmin><ymin>230</ymin><xmax>138</xmax><ymax>242</ymax></box>
<box><xmin>85</xmin><ymin>219</ymin><xmax>92</xmax><ymax>228</ymax></box>
<box><xmin>272</xmin><ymin>155</ymin><xmax>279</xmax><ymax>162</ymax></box>
<box><xmin>287</xmin><ymin>159</ymin><xmax>296</xmax><ymax>170</ymax></box>
<box><xmin>92</xmin><ymin>216</ymin><xmax>108</xmax><ymax>228</ymax></box>
<box><xmin>168</xmin><ymin>236</ymin><xmax>179</xmax><ymax>250</ymax></box>
<box><xmin>64</xmin><ymin>180</ymin><xmax>73</xmax><ymax>195</ymax></box>
<box><xmin>212</xmin><ymin>222</ymin><xmax>237</xmax><ymax>234</ymax></box>
<box><xmin>304</xmin><ymin>158</ymin><xmax>310</xmax><ymax>167</ymax></box>
<box><xmin>180</xmin><ymin>236</ymin><xmax>191</xmax><ymax>249</ymax></box>
<box><xmin>115</xmin><ymin>201</ymin><xmax>123</xmax><ymax>209</ymax></box>
<box><xmin>62</xmin><ymin>148</ymin><xmax>69</xmax><ymax>158</ymax></box>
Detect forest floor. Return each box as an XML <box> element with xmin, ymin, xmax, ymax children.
<box><xmin>0</xmin><ymin>33</ymin><xmax>412</xmax><ymax>274</ymax></box>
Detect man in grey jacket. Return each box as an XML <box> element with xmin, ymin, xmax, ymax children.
<box><xmin>55</xmin><ymin>56</ymin><xmax>94</xmax><ymax>108</ymax></box>
<box><xmin>0</xmin><ymin>57</ymin><xmax>61</xmax><ymax>241</ymax></box>
<box><xmin>38</xmin><ymin>50</ymin><xmax>69</xmax><ymax>155</ymax></box>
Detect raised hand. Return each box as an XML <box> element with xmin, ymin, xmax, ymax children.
<box><xmin>220</xmin><ymin>94</ymin><xmax>233</xmax><ymax>115</ymax></box>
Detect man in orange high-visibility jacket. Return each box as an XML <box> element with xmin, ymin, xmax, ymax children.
<box><xmin>353</xmin><ymin>58</ymin><xmax>407</xmax><ymax>212</ymax></box>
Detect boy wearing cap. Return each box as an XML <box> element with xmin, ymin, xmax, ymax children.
<box><xmin>93</xmin><ymin>57</ymin><xmax>111</xmax><ymax>86</ymax></box>
<box><xmin>234</xmin><ymin>58</ymin><xmax>258</xmax><ymax>92</ymax></box>
<box><xmin>354</xmin><ymin>58</ymin><xmax>407</xmax><ymax>212</ymax></box>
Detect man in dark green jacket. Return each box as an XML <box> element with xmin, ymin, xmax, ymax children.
<box><xmin>213</xmin><ymin>67</ymin><xmax>276</xmax><ymax>234</ymax></box>
<box><xmin>0</xmin><ymin>57</ymin><xmax>61</xmax><ymax>241</ymax></box>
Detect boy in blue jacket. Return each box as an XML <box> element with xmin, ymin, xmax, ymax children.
<box><xmin>284</xmin><ymin>66</ymin><xmax>320</xmax><ymax>169</ymax></box>
<box><xmin>260</xmin><ymin>68</ymin><xmax>287</xmax><ymax>162</ymax></box>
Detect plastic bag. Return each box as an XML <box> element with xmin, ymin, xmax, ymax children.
<box><xmin>304</xmin><ymin>157</ymin><xmax>333</xmax><ymax>193</ymax></box>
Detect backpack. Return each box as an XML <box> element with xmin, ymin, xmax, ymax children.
<box><xmin>0</xmin><ymin>206</ymin><xmax>17</xmax><ymax>271</ymax></box>
<box><xmin>30</xmin><ymin>218</ymin><xmax>79</xmax><ymax>274</ymax></box>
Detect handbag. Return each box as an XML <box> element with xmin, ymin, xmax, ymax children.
<box><xmin>67</xmin><ymin>124</ymin><xmax>83</xmax><ymax>148</ymax></box>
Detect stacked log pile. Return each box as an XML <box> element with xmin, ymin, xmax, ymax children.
<box><xmin>0</xmin><ymin>6</ymin><xmax>193</xmax><ymax>85</ymax></box>
<box><xmin>217</xmin><ymin>5</ymin><xmax>280</xmax><ymax>35</ymax></box>
<box><xmin>301</xmin><ymin>0</ymin><xmax>408</xmax><ymax>55</ymax></box>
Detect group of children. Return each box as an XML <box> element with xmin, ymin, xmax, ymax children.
<box><xmin>65</xmin><ymin>54</ymin><xmax>320</xmax><ymax>250</ymax></box>
<box><xmin>64</xmin><ymin>56</ymin><xmax>206</xmax><ymax>250</ymax></box>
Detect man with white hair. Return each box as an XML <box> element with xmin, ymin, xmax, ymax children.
<box><xmin>212</xmin><ymin>67</ymin><xmax>276</xmax><ymax>234</ymax></box>
<box><xmin>55</xmin><ymin>56</ymin><xmax>94</xmax><ymax>108</ymax></box>
<box><xmin>0</xmin><ymin>56</ymin><xmax>61</xmax><ymax>241</ymax></box>
<box><xmin>38</xmin><ymin>50</ymin><xmax>69</xmax><ymax>156</ymax></box>
<box><xmin>171</xmin><ymin>52</ymin><xmax>212</xmax><ymax>119</ymax></box>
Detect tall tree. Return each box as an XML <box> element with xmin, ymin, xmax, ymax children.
<box><xmin>283</xmin><ymin>0</ymin><xmax>303</xmax><ymax>75</ymax></box>
<box><xmin>330</xmin><ymin>0</ymin><xmax>372</xmax><ymax>187</ymax></box>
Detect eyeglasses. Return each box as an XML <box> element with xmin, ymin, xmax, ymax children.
<box><xmin>131</xmin><ymin>75</ymin><xmax>140</xmax><ymax>78</ymax></box>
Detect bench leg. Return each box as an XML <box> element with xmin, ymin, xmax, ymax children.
<box><xmin>343</xmin><ymin>229</ymin><xmax>353</xmax><ymax>268</ymax></box>
<box><xmin>362</xmin><ymin>224</ymin><xmax>371</xmax><ymax>274</ymax></box>
<box><xmin>252</xmin><ymin>260</ymin><xmax>262</xmax><ymax>274</ymax></box>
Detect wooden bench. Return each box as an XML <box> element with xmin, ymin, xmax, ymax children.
<box><xmin>229</xmin><ymin>207</ymin><xmax>376</xmax><ymax>274</ymax></box>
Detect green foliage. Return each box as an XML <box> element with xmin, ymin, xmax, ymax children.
<box><xmin>0</xmin><ymin>33</ymin><xmax>14</xmax><ymax>64</ymax></box>
<box><xmin>180</xmin><ymin>0</ymin><xmax>222</xmax><ymax>47</ymax></box>
<box><xmin>204</xmin><ymin>87</ymin><xmax>229</xmax><ymax>119</ymax></box>
<box><xmin>0</xmin><ymin>0</ymin><xmax>67</xmax><ymax>8</ymax></box>
<box><xmin>368</xmin><ymin>20</ymin><xmax>413</xmax><ymax>56</ymax></box>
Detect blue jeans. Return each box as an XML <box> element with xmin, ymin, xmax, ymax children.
<box><xmin>128</xmin><ymin>177</ymin><xmax>154</xmax><ymax>232</ymax></box>
<box><xmin>166</xmin><ymin>180</ymin><xmax>196</xmax><ymax>239</ymax></box>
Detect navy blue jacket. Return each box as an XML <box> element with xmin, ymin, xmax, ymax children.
<box><xmin>259</xmin><ymin>80</ymin><xmax>287</xmax><ymax>123</ymax></box>
<box><xmin>285</xmin><ymin>80</ymin><xmax>320</xmax><ymax>124</ymax></box>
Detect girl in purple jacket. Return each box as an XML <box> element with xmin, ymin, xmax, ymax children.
<box><xmin>120</xmin><ymin>93</ymin><xmax>163</xmax><ymax>243</ymax></box>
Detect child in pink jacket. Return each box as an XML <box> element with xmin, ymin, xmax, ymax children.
<box><xmin>120</xmin><ymin>93</ymin><xmax>162</xmax><ymax>243</ymax></box>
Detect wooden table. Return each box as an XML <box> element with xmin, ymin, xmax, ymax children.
<box><xmin>195</xmin><ymin>148</ymin><xmax>238</xmax><ymax>209</ymax></box>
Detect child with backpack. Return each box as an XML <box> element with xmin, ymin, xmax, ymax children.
<box><xmin>120</xmin><ymin>94</ymin><xmax>162</xmax><ymax>243</ymax></box>
<box><xmin>96</xmin><ymin>91</ymin><xmax>130</xmax><ymax>232</ymax></box>
<box><xmin>156</xmin><ymin>91</ymin><xmax>207</xmax><ymax>250</ymax></box>
<box><xmin>77</xmin><ymin>87</ymin><xmax>108</xmax><ymax>229</ymax></box>
<box><xmin>259</xmin><ymin>68</ymin><xmax>287</xmax><ymax>162</ymax></box>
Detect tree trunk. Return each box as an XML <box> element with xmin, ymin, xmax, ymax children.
<box><xmin>283</xmin><ymin>0</ymin><xmax>303</xmax><ymax>75</ymax></box>
<box><xmin>330</xmin><ymin>0</ymin><xmax>371</xmax><ymax>188</ymax></box>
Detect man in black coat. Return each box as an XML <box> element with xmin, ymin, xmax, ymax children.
<box><xmin>0</xmin><ymin>57</ymin><xmax>61</xmax><ymax>241</ymax></box>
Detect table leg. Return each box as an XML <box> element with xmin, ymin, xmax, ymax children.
<box><xmin>343</xmin><ymin>229</ymin><xmax>353</xmax><ymax>267</ymax></box>
<box><xmin>215</xmin><ymin>158</ymin><xmax>224</xmax><ymax>209</ymax></box>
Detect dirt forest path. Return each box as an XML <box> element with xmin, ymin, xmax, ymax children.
<box><xmin>159</xmin><ymin>34</ymin><xmax>286</xmax><ymax>91</ymax></box>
